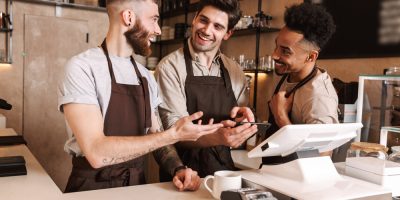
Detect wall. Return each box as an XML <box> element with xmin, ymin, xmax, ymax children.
<box><xmin>0</xmin><ymin>0</ymin><xmax>108</xmax><ymax>191</ymax></box>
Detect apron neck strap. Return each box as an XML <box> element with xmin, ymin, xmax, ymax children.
<box><xmin>274</xmin><ymin>66</ymin><xmax>319</xmax><ymax>98</ymax></box>
<box><xmin>183</xmin><ymin>39</ymin><xmax>232</xmax><ymax>89</ymax></box>
<box><xmin>100</xmin><ymin>39</ymin><xmax>144</xmax><ymax>81</ymax></box>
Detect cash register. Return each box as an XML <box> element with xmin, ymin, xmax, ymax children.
<box><xmin>235</xmin><ymin>123</ymin><xmax>392</xmax><ymax>200</ymax></box>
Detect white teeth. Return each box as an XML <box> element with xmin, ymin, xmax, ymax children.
<box><xmin>198</xmin><ymin>33</ymin><xmax>211</xmax><ymax>41</ymax></box>
<box><xmin>149</xmin><ymin>36</ymin><xmax>156</xmax><ymax>42</ymax></box>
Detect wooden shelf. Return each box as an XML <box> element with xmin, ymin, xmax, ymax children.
<box><xmin>153</xmin><ymin>38</ymin><xmax>185</xmax><ymax>45</ymax></box>
<box><xmin>233</xmin><ymin>27</ymin><xmax>280</xmax><ymax>37</ymax></box>
<box><xmin>15</xmin><ymin>0</ymin><xmax>106</xmax><ymax>12</ymax></box>
<box><xmin>244</xmin><ymin>69</ymin><xmax>273</xmax><ymax>73</ymax></box>
<box><xmin>161</xmin><ymin>2</ymin><xmax>199</xmax><ymax>19</ymax></box>
<box><xmin>0</xmin><ymin>28</ymin><xmax>12</xmax><ymax>33</ymax></box>
<box><xmin>153</xmin><ymin>27</ymin><xmax>280</xmax><ymax>45</ymax></box>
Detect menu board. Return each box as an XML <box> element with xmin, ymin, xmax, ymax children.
<box><xmin>306</xmin><ymin>0</ymin><xmax>400</xmax><ymax>59</ymax></box>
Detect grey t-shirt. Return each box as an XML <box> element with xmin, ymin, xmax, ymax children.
<box><xmin>58</xmin><ymin>47</ymin><xmax>162</xmax><ymax>156</ymax></box>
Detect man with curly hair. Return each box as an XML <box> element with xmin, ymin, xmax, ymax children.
<box><xmin>262</xmin><ymin>3</ymin><xmax>338</xmax><ymax>164</ymax></box>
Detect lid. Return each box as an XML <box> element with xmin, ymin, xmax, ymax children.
<box><xmin>350</xmin><ymin>142</ymin><xmax>388</xmax><ymax>153</ymax></box>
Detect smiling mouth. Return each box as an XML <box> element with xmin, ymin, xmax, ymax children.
<box><xmin>197</xmin><ymin>32</ymin><xmax>213</xmax><ymax>42</ymax></box>
<box><xmin>149</xmin><ymin>36</ymin><xmax>156</xmax><ymax>43</ymax></box>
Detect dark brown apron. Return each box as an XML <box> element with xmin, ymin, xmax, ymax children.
<box><xmin>176</xmin><ymin>40</ymin><xmax>238</xmax><ymax>177</ymax></box>
<box><xmin>65</xmin><ymin>39</ymin><xmax>152</xmax><ymax>192</ymax></box>
<box><xmin>261</xmin><ymin>66</ymin><xmax>319</xmax><ymax>165</ymax></box>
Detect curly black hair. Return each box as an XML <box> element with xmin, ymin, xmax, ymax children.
<box><xmin>284</xmin><ymin>3</ymin><xmax>336</xmax><ymax>50</ymax></box>
<box><xmin>197</xmin><ymin>0</ymin><xmax>242</xmax><ymax>31</ymax></box>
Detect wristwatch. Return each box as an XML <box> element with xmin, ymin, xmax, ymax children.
<box><xmin>173</xmin><ymin>165</ymin><xmax>187</xmax><ymax>175</ymax></box>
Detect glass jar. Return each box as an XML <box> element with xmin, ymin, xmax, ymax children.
<box><xmin>242</xmin><ymin>16</ymin><xmax>253</xmax><ymax>29</ymax></box>
<box><xmin>389</xmin><ymin>145</ymin><xmax>400</xmax><ymax>163</ymax></box>
<box><xmin>385</xmin><ymin>66</ymin><xmax>400</xmax><ymax>97</ymax></box>
<box><xmin>346</xmin><ymin>142</ymin><xmax>389</xmax><ymax>160</ymax></box>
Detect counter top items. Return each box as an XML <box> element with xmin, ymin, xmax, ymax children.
<box><xmin>147</xmin><ymin>57</ymin><xmax>159</xmax><ymax>70</ymax></box>
<box><xmin>0</xmin><ymin>128</ymin><xmax>27</xmax><ymax>178</ymax></box>
<box><xmin>239</xmin><ymin>157</ymin><xmax>392</xmax><ymax>200</ymax></box>
<box><xmin>248</xmin><ymin>123</ymin><xmax>362</xmax><ymax>159</ymax></box>
<box><xmin>204</xmin><ymin>170</ymin><xmax>242</xmax><ymax>199</ymax></box>
<box><xmin>0</xmin><ymin>135</ymin><xmax>26</xmax><ymax>146</ymax></box>
<box><xmin>221</xmin><ymin>188</ymin><xmax>276</xmax><ymax>200</ymax></box>
<box><xmin>0</xmin><ymin>155</ymin><xmax>26</xmax><ymax>177</ymax></box>
<box><xmin>0</xmin><ymin>98</ymin><xmax>12</xmax><ymax>110</ymax></box>
<box><xmin>347</xmin><ymin>141</ymin><xmax>389</xmax><ymax>160</ymax></box>
<box><xmin>345</xmin><ymin>156</ymin><xmax>400</xmax><ymax>197</ymax></box>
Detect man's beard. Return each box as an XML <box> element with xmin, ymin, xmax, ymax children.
<box><xmin>124</xmin><ymin>19</ymin><xmax>152</xmax><ymax>57</ymax></box>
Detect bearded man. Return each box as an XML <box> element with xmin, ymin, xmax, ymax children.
<box><xmin>58</xmin><ymin>0</ymin><xmax>222</xmax><ymax>192</ymax></box>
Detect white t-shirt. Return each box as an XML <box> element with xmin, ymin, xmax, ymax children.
<box><xmin>58</xmin><ymin>47</ymin><xmax>162</xmax><ymax>156</ymax></box>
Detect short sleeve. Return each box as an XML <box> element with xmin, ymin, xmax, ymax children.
<box><xmin>58</xmin><ymin>57</ymin><xmax>99</xmax><ymax>112</ymax></box>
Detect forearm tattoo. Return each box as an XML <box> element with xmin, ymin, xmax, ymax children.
<box><xmin>153</xmin><ymin>145</ymin><xmax>183</xmax><ymax>176</ymax></box>
<box><xmin>101</xmin><ymin>108</ymin><xmax>175</xmax><ymax>167</ymax></box>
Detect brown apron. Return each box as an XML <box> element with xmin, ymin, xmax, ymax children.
<box><xmin>261</xmin><ymin>66</ymin><xmax>319</xmax><ymax>165</ymax></box>
<box><xmin>65</xmin><ymin>39</ymin><xmax>152</xmax><ymax>192</ymax></box>
<box><xmin>175</xmin><ymin>40</ymin><xmax>238</xmax><ymax>178</ymax></box>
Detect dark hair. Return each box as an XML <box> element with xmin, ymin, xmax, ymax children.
<box><xmin>197</xmin><ymin>0</ymin><xmax>242</xmax><ymax>31</ymax></box>
<box><xmin>284</xmin><ymin>3</ymin><xmax>336</xmax><ymax>50</ymax></box>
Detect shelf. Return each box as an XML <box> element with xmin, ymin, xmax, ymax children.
<box><xmin>161</xmin><ymin>2</ymin><xmax>199</xmax><ymax>19</ymax></box>
<box><xmin>233</xmin><ymin>27</ymin><xmax>280</xmax><ymax>37</ymax></box>
<box><xmin>15</xmin><ymin>0</ymin><xmax>106</xmax><ymax>12</ymax></box>
<box><xmin>0</xmin><ymin>28</ymin><xmax>13</xmax><ymax>33</ymax></box>
<box><xmin>153</xmin><ymin>27</ymin><xmax>280</xmax><ymax>46</ymax></box>
<box><xmin>153</xmin><ymin>38</ymin><xmax>185</xmax><ymax>45</ymax></box>
<box><xmin>244</xmin><ymin>69</ymin><xmax>273</xmax><ymax>73</ymax></box>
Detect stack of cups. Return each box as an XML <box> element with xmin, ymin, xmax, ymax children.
<box><xmin>147</xmin><ymin>57</ymin><xmax>159</xmax><ymax>70</ymax></box>
<box><xmin>133</xmin><ymin>54</ymin><xmax>147</xmax><ymax>67</ymax></box>
<box><xmin>169</xmin><ymin>28</ymin><xmax>175</xmax><ymax>40</ymax></box>
<box><xmin>161</xmin><ymin>26</ymin><xmax>171</xmax><ymax>41</ymax></box>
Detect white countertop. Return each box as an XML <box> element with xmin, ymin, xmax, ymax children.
<box><xmin>0</xmin><ymin>129</ymin><xmax>392</xmax><ymax>200</ymax></box>
<box><xmin>0</xmin><ymin>128</ymin><xmax>215</xmax><ymax>200</ymax></box>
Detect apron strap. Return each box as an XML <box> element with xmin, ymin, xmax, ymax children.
<box><xmin>101</xmin><ymin>39</ymin><xmax>117</xmax><ymax>83</ymax></box>
<box><xmin>100</xmin><ymin>38</ymin><xmax>151</xmax><ymax>128</ymax></box>
<box><xmin>183</xmin><ymin>39</ymin><xmax>232</xmax><ymax>95</ymax></box>
<box><xmin>130</xmin><ymin>56</ymin><xmax>152</xmax><ymax>128</ymax></box>
<box><xmin>273</xmin><ymin>66</ymin><xmax>319</xmax><ymax>97</ymax></box>
<box><xmin>183</xmin><ymin>40</ymin><xmax>194</xmax><ymax>77</ymax></box>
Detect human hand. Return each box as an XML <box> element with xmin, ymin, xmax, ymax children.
<box><xmin>216</xmin><ymin>121</ymin><xmax>258</xmax><ymax>148</ymax></box>
<box><xmin>171</xmin><ymin>111</ymin><xmax>223</xmax><ymax>142</ymax></box>
<box><xmin>230</xmin><ymin>107</ymin><xmax>255</xmax><ymax>122</ymax></box>
<box><xmin>173</xmin><ymin>168</ymin><xmax>201</xmax><ymax>191</ymax></box>
<box><xmin>269</xmin><ymin>91</ymin><xmax>293</xmax><ymax>127</ymax></box>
